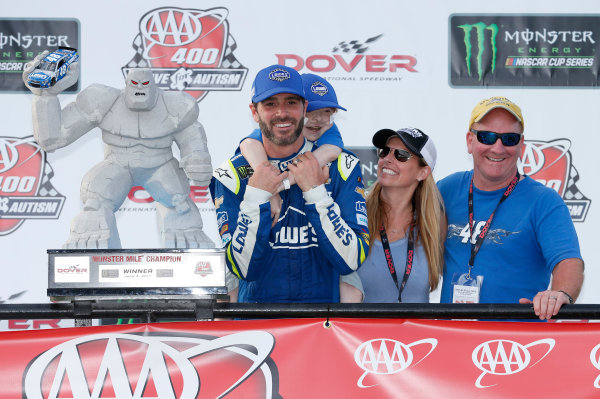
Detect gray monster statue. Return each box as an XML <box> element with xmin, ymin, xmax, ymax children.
<box><xmin>23</xmin><ymin>52</ymin><xmax>214</xmax><ymax>249</ymax></box>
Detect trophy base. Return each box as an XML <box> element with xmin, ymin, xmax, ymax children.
<box><xmin>47</xmin><ymin>248</ymin><xmax>227</xmax><ymax>302</ymax></box>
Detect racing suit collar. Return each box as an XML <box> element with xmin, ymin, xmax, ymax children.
<box><xmin>269</xmin><ymin>139</ymin><xmax>315</xmax><ymax>172</ymax></box>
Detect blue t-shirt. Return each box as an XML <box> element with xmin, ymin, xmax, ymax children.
<box><xmin>438</xmin><ymin>171</ymin><xmax>582</xmax><ymax>304</ymax></box>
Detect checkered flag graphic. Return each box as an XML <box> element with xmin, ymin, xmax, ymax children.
<box><xmin>221</xmin><ymin>35</ymin><xmax>244</xmax><ymax>69</ymax></box>
<box><xmin>332</xmin><ymin>34</ymin><xmax>383</xmax><ymax>54</ymax></box>
<box><xmin>124</xmin><ymin>34</ymin><xmax>151</xmax><ymax>68</ymax></box>
<box><xmin>564</xmin><ymin>165</ymin><xmax>589</xmax><ymax>201</ymax></box>
<box><xmin>38</xmin><ymin>162</ymin><xmax>63</xmax><ymax>198</ymax></box>
<box><xmin>124</xmin><ymin>34</ymin><xmax>245</xmax><ymax>69</ymax></box>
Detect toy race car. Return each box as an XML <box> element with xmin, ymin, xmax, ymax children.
<box><xmin>26</xmin><ymin>47</ymin><xmax>79</xmax><ymax>88</ymax></box>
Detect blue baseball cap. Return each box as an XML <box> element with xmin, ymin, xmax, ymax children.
<box><xmin>302</xmin><ymin>73</ymin><xmax>347</xmax><ymax>112</ymax></box>
<box><xmin>251</xmin><ymin>64</ymin><xmax>305</xmax><ymax>103</ymax></box>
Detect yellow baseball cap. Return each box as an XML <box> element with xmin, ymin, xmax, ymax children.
<box><xmin>469</xmin><ymin>96</ymin><xmax>524</xmax><ymax>130</ymax></box>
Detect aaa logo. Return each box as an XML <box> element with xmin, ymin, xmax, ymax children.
<box><xmin>354</xmin><ymin>338</ymin><xmax>437</xmax><ymax>388</ymax></box>
<box><xmin>519</xmin><ymin>138</ymin><xmax>591</xmax><ymax>222</ymax></box>
<box><xmin>589</xmin><ymin>343</ymin><xmax>600</xmax><ymax>388</ymax></box>
<box><xmin>0</xmin><ymin>136</ymin><xmax>64</xmax><ymax>235</ymax></box>
<box><xmin>123</xmin><ymin>7</ymin><xmax>248</xmax><ymax>102</ymax></box>
<box><xmin>472</xmin><ymin>338</ymin><xmax>555</xmax><ymax>388</ymax></box>
<box><xmin>24</xmin><ymin>331</ymin><xmax>280</xmax><ymax>399</ymax></box>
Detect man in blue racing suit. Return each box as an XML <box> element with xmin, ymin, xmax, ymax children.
<box><xmin>210</xmin><ymin>64</ymin><xmax>369</xmax><ymax>303</ymax></box>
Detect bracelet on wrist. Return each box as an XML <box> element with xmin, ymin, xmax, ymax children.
<box><xmin>558</xmin><ymin>290</ymin><xmax>574</xmax><ymax>304</ymax></box>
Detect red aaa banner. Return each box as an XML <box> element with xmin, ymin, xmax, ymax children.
<box><xmin>1</xmin><ymin>318</ymin><xmax>599</xmax><ymax>398</ymax></box>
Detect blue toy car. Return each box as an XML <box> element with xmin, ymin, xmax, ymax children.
<box><xmin>26</xmin><ymin>47</ymin><xmax>79</xmax><ymax>88</ymax></box>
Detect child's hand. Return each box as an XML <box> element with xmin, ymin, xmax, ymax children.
<box><xmin>270</xmin><ymin>194</ymin><xmax>282</xmax><ymax>227</ymax></box>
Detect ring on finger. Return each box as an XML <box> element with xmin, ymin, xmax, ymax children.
<box><xmin>550</xmin><ymin>296</ymin><xmax>558</xmax><ymax>300</ymax></box>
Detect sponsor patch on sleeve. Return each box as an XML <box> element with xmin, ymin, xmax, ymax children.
<box><xmin>216</xmin><ymin>211</ymin><xmax>228</xmax><ymax>228</ymax></box>
<box><xmin>360</xmin><ymin>232</ymin><xmax>370</xmax><ymax>246</ymax></box>
<box><xmin>235</xmin><ymin>165</ymin><xmax>254</xmax><ymax>179</ymax></box>
<box><xmin>356</xmin><ymin>201</ymin><xmax>367</xmax><ymax>215</ymax></box>
<box><xmin>213</xmin><ymin>160</ymin><xmax>240</xmax><ymax>194</ymax></box>
<box><xmin>357</xmin><ymin>214</ymin><xmax>368</xmax><ymax>227</ymax></box>
<box><xmin>337</xmin><ymin>152</ymin><xmax>359</xmax><ymax>181</ymax></box>
<box><xmin>221</xmin><ymin>233</ymin><xmax>232</xmax><ymax>246</ymax></box>
<box><xmin>220</xmin><ymin>224</ymin><xmax>229</xmax><ymax>236</ymax></box>
<box><xmin>355</xmin><ymin>187</ymin><xmax>366</xmax><ymax>199</ymax></box>
<box><xmin>214</xmin><ymin>195</ymin><xmax>224</xmax><ymax>209</ymax></box>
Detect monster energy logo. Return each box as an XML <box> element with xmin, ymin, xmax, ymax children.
<box><xmin>236</xmin><ymin>165</ymin><xmax>253</xmax><ymax>179</ymax></box>
<box><xmin>458</xmin><ymin>22</ymin><xmax>499</xmax><ymax>80</ymax></box>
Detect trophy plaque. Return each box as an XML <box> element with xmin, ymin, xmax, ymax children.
<box><xmin>48</xmin><ymin>248</ymin><xmax>227</xmax><ymax>301</ymax></box>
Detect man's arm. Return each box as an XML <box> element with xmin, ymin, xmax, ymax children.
<box><xmin>289</xmin><ymin>152</ymin><xmax>370</xmax><ymax>275</ymax></box>
<box><xmin>313</xmin><ymin>144</ymin><xmax>342</xmax><ymax>167</ymax></box>
<box><xmin>517</xmin><ymin>186</ymin><xmax>585</xmax><ymax>319</ymax></box>
<box><xmin>210</xmin><ymin>159</ymin><xmax>287</xmax><ymax>281</ymax></box>
<box><xmin>239</xmin><ymin>138</ymin><xmax>268</xmax><ymax>170</ymax></box>
<box><xmin>551</xmin><ymin>257</ymin><xmax>584</xmax><ymax>301</ymax></box>
<box><xmin>239</xmin><ymin>138</ymin><xmax>283</xmax><ymax>226</ymax></box>
<box><xmin>519</xmin><ymin>258</ymin><xmax>584</xmax><ymax>320</ymax></box>
<box><xmin>239</xmin><ymin>137</ymin><xmax>294</xmax><ymax>191</ymax></box>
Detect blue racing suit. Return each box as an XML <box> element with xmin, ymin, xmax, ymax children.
<box><xmin>210</xmin><ymin>139</ymin><xmax>370</xmax><ymax>303</ymax></box>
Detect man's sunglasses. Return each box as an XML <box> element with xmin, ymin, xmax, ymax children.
<box><xmin>471</xmin><ymin>129</ymin><xmax>522</xmax><ymax>147</ymax></box>
<box><xmin>377</xmin><ymin>146</ymin><xmax>412</xmax><ymax>162</ymax></box>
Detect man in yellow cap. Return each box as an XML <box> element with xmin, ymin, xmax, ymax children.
<box><xmin>438</xmin><ymin>96</ymin><xmax>584</xmax><ymax>320</ymax></box>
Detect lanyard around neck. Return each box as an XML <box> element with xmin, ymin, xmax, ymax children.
<box><xmin>467</xmin><ymin>172</ymin><xmax>520</xmax><ymax>276</ymax></box>
<box><xmin>379</xmin><ymin>221</ymin><xmax>415</xmax><ymax>303</ymax></box>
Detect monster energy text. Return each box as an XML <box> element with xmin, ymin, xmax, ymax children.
<box><xmin>504</xmin><ymin>29</ymin><xmax>595</xmax><ymax>45</ymax></box>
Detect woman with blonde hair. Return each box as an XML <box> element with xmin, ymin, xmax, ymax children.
<box><xmin>357</xmin><ymin>127</ymin><xmax>445</xmax><ymax>302</ymax></box>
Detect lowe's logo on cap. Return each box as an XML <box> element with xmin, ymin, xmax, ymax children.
<box><xmin>269</xmin><ymin>68</ymin><xmax>291</xmax><ymax>82</ymax></box>
<box><xmin>310</xmin><ymin>81</ymin><xmax>328</xmax><ymax>96</ymax></box>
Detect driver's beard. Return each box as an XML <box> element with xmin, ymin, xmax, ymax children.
<box><xmin>259</xmin><ymin>116</ymin><xmax>304</xmax><ymax>146</ymax></box>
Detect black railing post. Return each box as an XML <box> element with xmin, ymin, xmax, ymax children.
<box><xmin>73</xmin><ymin>300</ymin><xmax>93</xmax><ymax>327</ymax></box>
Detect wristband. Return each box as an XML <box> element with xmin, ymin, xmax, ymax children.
<box><xmin>559</xmin><ymin>290</ymin><xmax>574</xmax><ymax>304</ymax></box>
<box><xmin>282</xmin><ymin>178</ymin><xmax>290</xmax><ymax>190</ymax></box>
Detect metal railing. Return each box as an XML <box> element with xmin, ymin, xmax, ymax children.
<box><xmin>1</xmin><ymin>301</ymin><xmax>599</xmax><ymax>323</ymax></box>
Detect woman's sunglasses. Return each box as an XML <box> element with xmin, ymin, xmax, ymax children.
<box><xmin>377</xmin><ymin>146</ymin><xmax>412</xmax><ymax>162</ymax></box>
<box><xmin>471</xmin><ymin>129</ymin><xmax>522</xmax><ymax>147</ymax></box>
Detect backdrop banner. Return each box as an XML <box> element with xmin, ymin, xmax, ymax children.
<box><xmin>1</xmin><ymin>1</ymin><xmax>599</xmax><ymax>329</ymax></box>
<box><xmin>1</xmin><ymin>318</ymin><xmax>600</xmax><ymax>398</ymax></box>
